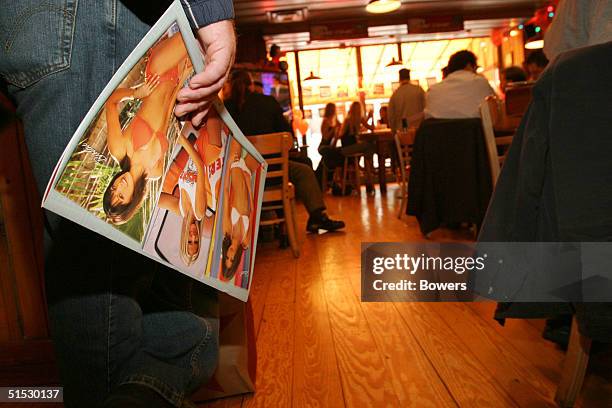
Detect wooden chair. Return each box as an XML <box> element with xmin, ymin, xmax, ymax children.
<box><xmin>248</xmin><ymin>132</ymin><xmax>299</xmax><ymax>258</ymax></box>
<box><xmin>0</xmin><ymin>93</ymin><xmax>59</xmax><ymax>385</ymax></box>
<box><xmin>394</xmin><ymin>128</ymin><xmax>415</xmax><ymax>219</ymax></box>
<box><xmin>480</xmin><ymin>96</ymin><xmax>515</xmax><ymax>187</ymax></box>
<box><xmin>480</xmin><ymin>97</ymin><xmax>502</xmax><ymax>188</ymax></box>
<box><xmin>555</xmin><ymin>317</ymin><xmax>592</xmax><ymax>407</ymax></box>
<box><xmin>481</xmin><ymin>97</ymin><xmax>592</xmax><ymax>407</ymax></box>
<box><xmin>505</xmin><ymin>82</ymin><xmax>534</xmax><ymax>117</ymax></box>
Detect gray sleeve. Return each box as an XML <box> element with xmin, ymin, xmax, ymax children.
<box><xmin>181</xmin><ymin>0</ymin><xmax>234</xmax><ymax>29</ymax></box>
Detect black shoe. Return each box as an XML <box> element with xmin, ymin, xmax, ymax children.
<box><xmin>307</xmin><ymin>214</ymin><xmax>345</xmax><ymax>234</ymax></box>
<box><xmin>542</xmin><ymin>316</ymin><xmax>571</xmax><ymax>349</ymax></box>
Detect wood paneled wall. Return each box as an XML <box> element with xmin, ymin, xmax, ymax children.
<box><xmin>0</xmin><ymin>93</ymin><xmax>58</xmax><ymax>385</ymax></box>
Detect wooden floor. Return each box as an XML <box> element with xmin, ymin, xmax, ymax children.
<box><xmin>197</xmin><ymin>184</ymin><xmax>612</xmax><ymax>408</ymax></box>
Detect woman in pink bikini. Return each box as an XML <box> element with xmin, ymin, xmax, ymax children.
<box><xmin>103</xmin><ymin>32</ymin><xmax>192</xmax><ymax>225</ymax></box>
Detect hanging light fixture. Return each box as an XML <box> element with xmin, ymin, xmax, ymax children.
<box><xmin>366</xmin><ymin>0</ymin><xmax>401</xmax><ymax>14</ymax></box>
<box><xmin>525</xmin><ymin>36</ymin><xmax>544</xmax><ymax>49</ymax></box>
<box><xmin>384</xmin><ymin>57</ymin><xmax>404</xmax><ymax>74</ymax></box>
<box><xmin>385</xmin><ymin>58</ymin><xmax>403</xmax><ymax>68</ymax></box>
<box><xmin>303</xmin><ymin>71</ymin><xmax>322</xmax><ymax>81</ymax></box>
<box><xmin>303</xmin><ymin>71</ymin><xmax>323</xmax><ymax>87</ymax></box>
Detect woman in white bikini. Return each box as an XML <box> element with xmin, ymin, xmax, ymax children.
<box><xmin>221</xmin><ymin>140</ymin><xmax>259</xmax><ymax>280</ymax></box>
<box><xmin>158</xmin><ymin>114</ymin><xmax>224</xmax><ymax>266</ymax></box>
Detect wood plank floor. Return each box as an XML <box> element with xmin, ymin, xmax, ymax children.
<box><xmin>198</xmin><ymin>184</ymin><xmax>612</xmax><ymax>408</ymax></box>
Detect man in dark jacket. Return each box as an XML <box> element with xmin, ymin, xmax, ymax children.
<box><xmin>225</xmin><ymin>70</ymin><xmax>345</xmax><ymax>233</ymax></box>
<box><xmin>478</xmin><ymin>41</ymin><xmax>612</xmax><ymax>343</ymax></box>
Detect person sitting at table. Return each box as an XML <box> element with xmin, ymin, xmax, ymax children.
<box><xmin>378</xmin><ymin>106</ymin><xmax>389</xmax><ymax>127</ymax></box>
<box><xmin>424</xmin><ymin>50</ymin><xmax>496</xmax><ymax>119</ymax></box>
<box><xmin>524</xmin><ymin>49</ymin><xmax>549</xmax><ymax>81</ymax></box>
<box><xmin>315</xmin><ymin>103</ymin><xmax>345</xmax><ymax>185</ymax></box>
<box><xmin>501</xmin><ymin>66</ymin><xmax>528</xmax><ymax>91</ymax></box>
<box><xmin>388</xmin><ymin>68</ymin><xmax>425</xmax><ymax>133</ymax></box>
<box><xmin>224</xmin><ymin>70</ymin><xmax>345</xmax><ymax>234</ymax></box>
<box><xmin>340</xmin><ymin>101</ymin><xmax>376</xmax><ymax>194</ymax></box>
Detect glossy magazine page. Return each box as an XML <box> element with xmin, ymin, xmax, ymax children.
<box><xmin>42</xmin><ymin>1</ymin><xmax>266</xmax><ymax>301</ymax></box>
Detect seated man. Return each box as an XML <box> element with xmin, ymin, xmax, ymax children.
<box><xmin>500</xmin><ymin>66</ymin><xmax>528</xmax><ymax>91</ymax></box>
<box><xmin>424</xmin><ymin>50</ymin><xmax>495</xmax><ymax>119</ymax></box>
<box><xmin>224</xmin><ymin>70</ymin><xmax>344</xmax><ymax>234</ymax></box>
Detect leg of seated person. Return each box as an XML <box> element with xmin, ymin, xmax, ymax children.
<box><xmin>290</xmin><ymin>155</ymin><xmax>313</xmax><ymax>168</ymax></box>
<box><xmin>319</xmin><ymin>145</ymin><xmax>345</xmax><ymax>169</ymax></box>
<box><xmin>288</xmin><ymin>161</ymin><xmax>325</xmax><ymax>213</ymax></box>
<box><xmin>340</xmin><ymin>143</ymin><xmax>376</xmax><ymax>192</ymax></box>
<box><xmin>1</xmin><ymin>3</ymin><xmax>218</xmax><ymax>406</ymax></box>
<box><xmin>288</xmin><ymin>161</ymin><xmax>345</xmax><ymax>232</ymax></box>
<box><xmin>47</xmin><ymin>223</ymin><xmax>218</xmax><ymax>407</ymax></box>
<box><xmin>341</xmin><ymin>141</ymin><xmax>376</xmax><ymax>157</ymax></box>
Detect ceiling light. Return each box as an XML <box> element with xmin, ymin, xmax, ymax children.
<box><xmin>525</xmin><ymin>39</ymin><xmax>544</xmax><ymax>49</ymax></box>
<box><xmin>366</xmin><ymin>0</ymin><xmax>401</xmax><ymax>14</ymax></box>
<box><xmin>266</xmin><ymin>8</ymin><xmax>308</xmax><ymax>23</ymax></box>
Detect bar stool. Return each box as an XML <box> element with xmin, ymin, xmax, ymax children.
<box><xmin>341</xmin><ymin>153</ymin><xmax>364</xmax><ymax>195</ymax></box>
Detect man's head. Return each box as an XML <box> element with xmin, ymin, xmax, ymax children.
<box><xmin>447</xmin><ymin>50</ymin><xmax>478</xmax><ymax>75</ymax></box>
<box><xmin>501</xmin><ymin>66</ymin><xmax>528</xmax><ymax>90</ymax></box>
<box><xmin>229</xmin><ymin>69</ymin><xmax>253</xmax><ymax>110</ymax></box>
<box><xmin>524</xmin><ymin>50</ymin><xmax>549</xmax><ymax>81</ymax></box>
<box><xmin>252</xmin><ymin>80</ymin><xmax>264</xmax><ymax>94</ymax></box>
<box><xmin>399</xmin><ymin>68</ymin><xmax>411</xmax><ymax>82</ymax></box>
<box><xmin>270</xmin><ymin>44</ymin><xmax>281</xmax><ymax>59</ymax></box>
<box><xmin>441</xmin><ymin>66</ymin><xmax>449</xmax><ymax>79</ymax></box>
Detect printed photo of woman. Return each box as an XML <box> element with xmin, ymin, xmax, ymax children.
<box><xmin>220</xmin><ymin>139</ymin><xmax>261</xmax><ymax>281</ymax></box>
<box><xmin>143</xmin><ymin>111</ymin><xmax>226</xmax><ymax>274</ymax></box>
<box><xmin>156</xmin><ymin>116</ymin><xmax>224</xmax><ymax>265</ymax></box>
<box><xmin>103</xmin><ymin>31</ymin><xmax>193</xmax><ymax>225</ymax></box>
<box><xmin>55</xmin><ymin>23</ymin><xmax>195</xmax><ymax>242</ymax></box>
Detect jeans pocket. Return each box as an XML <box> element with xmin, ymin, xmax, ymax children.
<box><xmin>0</xmin><ymin>0</ymin><xmax>78</xmax><ymax>88</ymax></box>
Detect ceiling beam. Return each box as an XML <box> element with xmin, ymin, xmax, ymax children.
<box><xmin>236</xmin><ymin>4</ymin><xmax>538</xmax><ymax>34</ymax></box>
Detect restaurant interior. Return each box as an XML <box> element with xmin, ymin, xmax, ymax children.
<box><xmin>1</xmin><ymin>0</ymin><xmax>611</xmax><ymax>407</ymax></box>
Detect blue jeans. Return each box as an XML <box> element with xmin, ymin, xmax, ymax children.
<box><xmin>0</xmin><ymin>1</ymin><xmax>219</xmax><ymax>406</ymax></box>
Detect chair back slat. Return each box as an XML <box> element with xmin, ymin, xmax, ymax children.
<box><xmin>480</xmin><ymin>97</ymin><xmax>501</xmax><ymax>186</ymax></box>
<box><xmin>248</xmin><ymin>132</ymin><xmax>291</xmax><ymax>156</ymax></box>
<box><xmin>505</xmin><ymin>83</ymin><xmax>534</xmax><ymax>117</ymax></box>
<box><xmin>248</xmin><ymin>132</ymin><xmax>291</xmax><ymax>199</ymax></box>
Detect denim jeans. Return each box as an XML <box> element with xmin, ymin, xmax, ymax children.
<box><xmin>0</xmin><ymin>1</ymin><xmax>219</xmax><ymax>406</ymax></box>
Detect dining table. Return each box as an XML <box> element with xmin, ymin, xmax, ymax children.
<box><xmin>357</xmin><ymin>128</ymin><xmax>395</xmax><ymax>193</ymax></box>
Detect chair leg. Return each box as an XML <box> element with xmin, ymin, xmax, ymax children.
<box><xmin>555</xmin><ymin>317</ymin><xmax>591</xmax><ymax>408</ymax></box>
<box><xmin>284</xmin><ymin>197</ymin><xmax>300</xmax><ymax>258</ymax></box>
<box><xmin>397</xmin><ymin>185</ymin><xmax>407</xmax><ymax>219</ymax></box>
<box><xmin>364</xmin><ymin>157</ymin><xmax>375</xmax><ymax>190</ymax></box>
<box><xmin>321</xmin><ymin>163</ymin><xmax>328</xmax><ymax>192</ymax></box>
<box><xmin>342</xmin><ymin>157</ymin><xmax>349</xmax><ymax>195</ymax></box>
<box><xmin>353</xmin><ymin>157</ymin><xmax>362</xmax><ymax>194</ymax></box>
